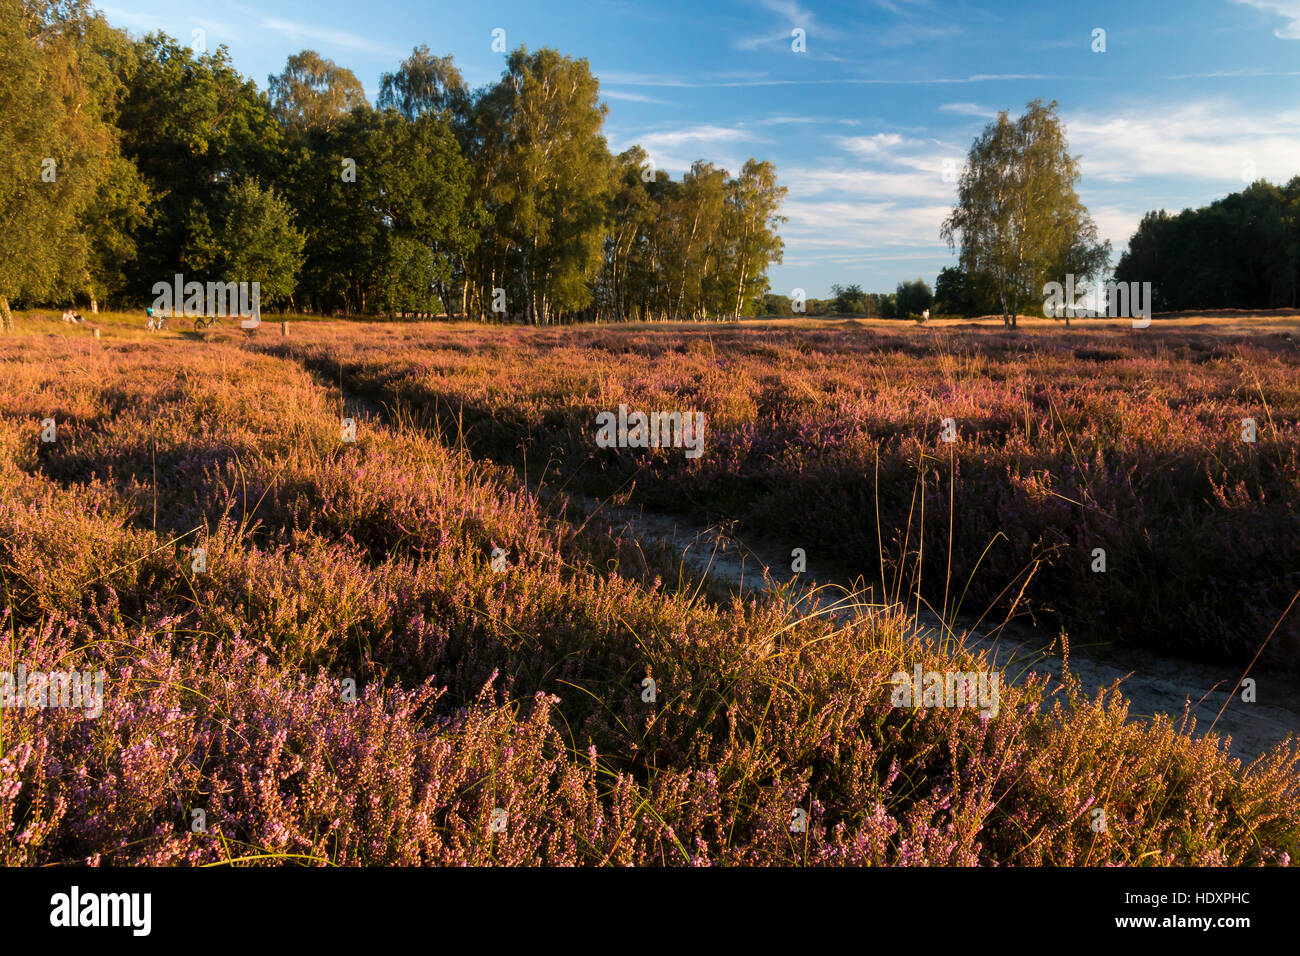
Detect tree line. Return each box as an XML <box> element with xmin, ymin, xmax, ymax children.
<box><xmin>0</xmin><ymin>1</ymin><xmax>788</xmax><ymax>326</ymax></box>
<box><xmin>1116</xmin><ymin>179</ymin><xmax>1300</xmax><ymax>311</ymax></box>
<box><xmin>762</xmin><ymin>279</ymin><xmax>933</xmax><ymax>319</ymax></box>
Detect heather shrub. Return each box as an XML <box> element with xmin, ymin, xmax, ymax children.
<box><xmin>2</xmin><ymin>329</ymin><xmax>1298</xmax><ymax>866</ymax></box>
<box><xmin>262</xmin><ymin>324</ymin><xmax>1300</xmax><ymax>665</ymax></box>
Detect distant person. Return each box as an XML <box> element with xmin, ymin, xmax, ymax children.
<box><xmin>922</xmin><ymin>308</ymin><xmax>930</xmax><ymax>322</ymax></box>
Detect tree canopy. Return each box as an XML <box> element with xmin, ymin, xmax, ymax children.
<box><xmin>0</xmin><ymin>13</ymin><xmax>790</xmax><ymax>325</ymax></box>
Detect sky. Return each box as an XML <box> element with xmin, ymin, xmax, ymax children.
<box><xmin>97</xmin><ymin>0</ymin><xmax>1300</xmax><ymax>298</ymax></box>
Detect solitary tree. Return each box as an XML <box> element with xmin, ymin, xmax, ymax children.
<box><xmin>941</xmin><ymin>99</ymin><xmax>1105</xmax><ymax>329</ymax></box>
<box><xmin>724</xmin><ymin>159</ymin><xmax>786</xmax><ymax>320</ymax></box>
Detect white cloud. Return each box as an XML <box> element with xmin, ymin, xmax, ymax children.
<box><xmin>602</xmin><ymin>90</ymin><xmax>670</xmax><ymax>105</ymax></box>
<box><xmin>598</xmin><ymin>71</ymin><xmax>694</xmax><ymax>87</ymax></box>
<box><xmin>595</xmin><ymin>70</ymin><xmax>1055</xmax><ymax>89</ymax></box>
<box><xmin>734</xmin><ymin>0</ymin><xmax>822</xmax><ymax>51</ymax></box>
<box><xmin>838</xmin><ymin>132</ymin><xmax>911</xmax><ymax>158</ymax></box>
<box><xmin>610</xmin><ymin>124</ymin><xmax>755</xmax><ymax>176</ymax></box>
<box><xmin>1086</xmin><ymin>206</ymin><xmax>1144</xmax><ymax>252</ymax></box>
<box><xmin>634</xmin><ymin>125</ymin><xmax>754</xmax><ymax>148</ymax></box>
<box><xmin>1064</xmin><ymin>100</ymin><xmax>1300</xmax><ymax>184</ymax></box>
<box><xmin>756</xmin><ymin>115</ymin><xmax>827</xmax><ymax>125</ymax></box>
<box><xmin>776</xmin><ymin>124</ymin><xmax>962</xmax><ymax>258</ymax></box>
<box><xmin>939</xmin><ymin>102</ymin><xmax>997</xmax><ymax>118</ymax></box>
<box><xmin>784</xmin><ymin>162</ymin><xmax>957</xmax><ymax>203</ymax></box>
<box><xmin>874</xmin><ymin>21</ymin><xmax>963</xmax><ymax>48</ymax></box>
<box><xmin>1231</xmin><ymin>0</ymin><xmax>1300</xmax><ymax>39</ymax></box>
<box><xmin>780</xmin><ymin>197</ymin><xmax>954</xmax><ymax>251</ymax></box>
<box><xmin>1168</xmin><ymin>68</ymin><xmax>1300</xmax><ymax>77</ymax></box>
<box><xmin>258</xmin><ymin>18</ymin><xmax>399</xmax><ymax>55</ymax></box>
<box><xmin>733</xmin><ymin>29</ymin><xmax>800</xmax><ymax>52</ymax></box>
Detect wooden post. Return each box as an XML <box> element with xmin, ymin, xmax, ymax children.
<box><xmin>93</xmin><ymin>328</ymin><xmax>100</xmax><ymax>339</ymax></box>
<box><xmin>281</xmin><ymin>321</ymin><xmax>289</xmax><ymax>336</ymax></box>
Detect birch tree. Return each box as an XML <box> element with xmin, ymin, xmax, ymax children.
<box><xmin>941</xmin><ymin>99</ymin><xmax>1103</xmax><ymax>329</ymax></box>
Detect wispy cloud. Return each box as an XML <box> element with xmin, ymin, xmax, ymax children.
<box><xmin>873</xmin><ymin>0</ymin><xmax>939</xmax><ymax>16</ymax></box>
<box><xmin>938</xmin><ymin>101</ymin><xmax>997</xmax><ymax>118</ymax></box>
<box><xmin>602</xmin><ymin>89</ymin><xmax>670</xmax><ymax>104</ymax></box>
<box><xmin>1168</xmin><ymin>68</ymin><xmax>1300</xmax><ymax>77</ymax></box>
<box><xmin>609</xmin><ymin>123</ymin><xmax>755</xmax><ymax>175</ymax></box>
<box><xmin>598</xmin><ymin>70</ymin><xmax>694</xmax><ymax>87</ymax></box>
<box><xmin>597</xmin><ymin>71</ymin><xmax>1055</xmax><ymax>88</ymax></box>
<box><xmin>765</xmin><ymin>126</ymin><xmax>963</xmax><ymax>265</ymax></box>
<box><xmin>1231</xmin><ymin>0</ymin><xmax>1300</xmax><ymax>39</ymax></box>
<box><xmin>838</xmin><ymin>132</ymin><xmax>914</xmax><ymax>158</ymax></box>
<box><xmin>1064</xmin><ymin>100</ymin><xmax>1300</xmax><ymax>183</ymax></box>
<box><xmin>755</xmin><ymin>114</ymin><xmax>867</xmax><ymax>126</ymax></box>
<box><xmin>257</xmin><ymin>17</ymin><xmax>401</xmax><ymax>55</ymax></box>
<box><xmin>635</xmin><ymin>124</ymin><xmax>755</xmax><ymax>148</ymax></box>
<box><xmin>734</xmin><ymin>0</ymin><xmax>825</xmax><ymax>52</ymax></box>
<box><xmin>874</xmin><ymin>21</ymin><xmax>963</xmax><ymax>48</ymax></box>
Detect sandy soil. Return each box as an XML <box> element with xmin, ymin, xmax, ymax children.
<box><xmin>573</xmin><ymin>497</ymin><xmax>1300</xmax><ymax>765</ymax></box>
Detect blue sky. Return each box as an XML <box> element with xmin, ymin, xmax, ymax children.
<box><xmin>98</xmin><ymin>0</ymin><xmax>1300</xmax><ymax>297</ymax></box>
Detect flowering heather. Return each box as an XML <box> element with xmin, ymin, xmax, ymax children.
<box><xmin>1</xmin><ymin>318</ymin><xmax>1298</xmax><ymax>866</ymax></box>
<box><xmin>263</xmin><ymin>319</ymin><xmax>1300</xmax><ymax>665</ymax></box>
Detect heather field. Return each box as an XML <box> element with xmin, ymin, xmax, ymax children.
<box><xmin>266</xmin><ymin>313</ymin><xmax>1300</xmax><ymax>666</ymax></box>
<box><xmin>2</xmin><ymin>312</ymin><xmax>1299</xmax><ymax>866</ymax></box>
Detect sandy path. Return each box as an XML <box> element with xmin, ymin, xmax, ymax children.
<box><xmin>573</xmin><ymin>497</ymin><xmax>1300</xmax><ymax>765</ymax></box>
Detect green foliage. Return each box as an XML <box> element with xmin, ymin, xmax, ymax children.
<box><xmin>377</xmin><ymin>45</ymin><xmax>470</xmax><ymax>125</ymax></box>
<box><xmin>595</xmin><ymin>150</ymin><xmax>786</xmax><ymax>322</ymax></box>
<box><xmin>279</xmin><ymin>104</ymin><xmax>475</xmax><ymax>315</ymax></box>
<box><xmin>942</xmin><ymin>99</ymin><xmax>1107</xmax><ymax>329</ymax></box>
<box><xmin>220</xmin><ymin>179</ymin><xmax>305</xmax><ymax>307</ymax></box>
<box><xmin>895</xmin><ymin>277</ymin><xmax>932</xmax><ymax>318</ymax></box>
<box><xmin>831</xmin><ymin>283</ymin><xmax>866</xmax><ymax>314</ymax></box>
<box><xmin>117</xmin><ymin>33</ymin><xmax>282</xmax><ymax>293</ymax></box>
<box><xmin>0</xmin><ymin>0</ymin><xmax>134</xmax><ymax>321</ymax></box>
<box><xmin>1116</xmin><ymin>178</ymin><xmax>1300</xmax><ymax>311</ymax></box>
<box><xmin>268</xmin><ymin>50</ymin><xmax>368</xmax><ymax>133</ymax></box>
<box><xmin>472</xmin><ymin>47</ymin><xmax>615</xmax><ymax>322</ymax></box>
<box><xmin>6</xmin><ymin>28</ymin><xmax>787</xmax><ymax>322</ymax></box>
<box><xmin>933</xmin><ymin>265</ymin><xmax>988</xmax><ymax>317</ymax></box>
<box><xmin>762</xmin><ymin>293</ymin><xmax>794</xmax><ymax>315</ymax></box>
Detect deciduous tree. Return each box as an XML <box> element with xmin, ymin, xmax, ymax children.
<box><xmin>941</xmin><ymin>99</ymin><xmax>1104</xmax><ymax>329</ymax></box>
